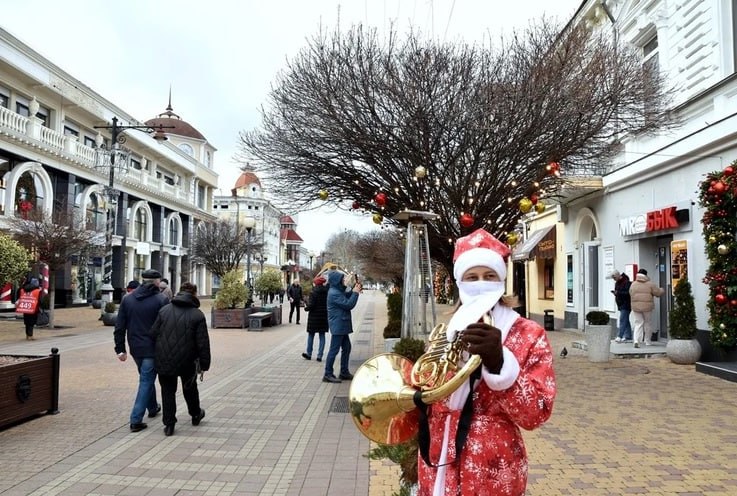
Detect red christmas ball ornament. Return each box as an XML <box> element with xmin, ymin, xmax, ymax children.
<box><xmin>530</xmin><ymin>194</ymin><xmax>539</xmax><ymax>205</ymax></box>
<box><xmin>724</xmin><ymin>165</ymin><xmax>734</xmax><ymax>176</ymax></box>
<box><xmin>713</xmin><ymin>181</ymin><xmax>727</xmax><ymax>195</ymax></box>
<box><xmin>352</xmin><ymin>200</ymin><xmax>360</xmax><ymax>210</ymax></box>
<box><xmin>459</xmin><ymin>213</ymin><xmax>474</xmax><ymax>228</ymax></box>
<box><xmin>375</xmin><ymin>192</ymin><xmax>387</xmax><ymax>207</ymax></box>
<box><xmin>730</xmin><ymin>299</ymin><xmax>737</xmax><ymax>307</ymax></box>
<box><xmin>715</xmin><ymin>294</ymin><xmax>728</xmax><ymax>305</ymax></box>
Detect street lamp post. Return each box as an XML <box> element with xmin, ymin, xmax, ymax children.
<box><xmin>309</xmin><ymin>251</ymin><xmax>316</xmax><ymax>272</ymax></box>
<box><xmin>93</xmin><ymin>117</ymin><xmax>171</xmax><ymax>306</ymax></box>
<box><xmin>243</xmin><ymin>216</ymin><xmax>256</xmax><ymax>306</ymax></box>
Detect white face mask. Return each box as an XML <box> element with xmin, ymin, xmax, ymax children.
<box><xmin>457</xmin><ymin>281</ymin><xmax>505</xmax><ymax>304</ymax></box>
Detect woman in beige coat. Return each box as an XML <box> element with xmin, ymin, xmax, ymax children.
<box><xmin>629</xmin><ymin>269</ymin><xmax>665</xmax><ymax>347</ymax></box>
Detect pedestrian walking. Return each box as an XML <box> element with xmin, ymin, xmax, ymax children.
<box><xmin>287</xmin><ymin>280</ymin><xmax>303</xmax><ymax>324</ymax></box>
<box><xmin>629</xmin><ymin>268</ymin><xmax>665</xmax><ymax>348</ymax></box>
<box><xmin>150</xmin><ymin>282</ymin><xmax>210</xmax><ymax>436</ymax></box>
<box><xmin>16</xmin><ymin>277</ymin><xmax>41</xmax><ymax>340</ymax></box>
<box><xmin>159</xmin><ymin>278</ymin><xmax>173</xmax><ymax>301</ymax></box>
<box><xmin>302</xmin><ymin>275</ymin><xmax>328</xmax><ymax>362</ymax></box>
<box><xmin>114</xmin><ymin>268</ymin><xmax>169</xmax><ymax>432</ymax></box>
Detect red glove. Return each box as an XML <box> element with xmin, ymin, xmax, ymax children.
<box><xmin>460</xmin><ymin>322</ymin><xmax>504</xmax><ymax>374</ymax></box>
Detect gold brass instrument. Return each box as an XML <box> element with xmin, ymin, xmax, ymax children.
<box><xmin>348</xmin><ymin>314</ymin><xmax>492</xmax><ymax>445</ymax></box>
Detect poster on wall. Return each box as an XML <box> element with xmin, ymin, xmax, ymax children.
<box><xmin>670</xmin><ymin>240</ymin><xmax>688</xmax><ymax>294</ymax></box>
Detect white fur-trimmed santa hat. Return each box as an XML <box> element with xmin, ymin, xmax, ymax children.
<box><xmin>453</xmin><ymin>228</ymin><xmax>510</xmax><ymax>281</ymax></box>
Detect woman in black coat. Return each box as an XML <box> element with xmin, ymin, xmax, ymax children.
<box><xmin>150</xmin><ymin>282</ymin><xmax>211</xmax><ymax>436</ymax></box>
<box><xmin>302</xmin><ymin>276</ymin><xmax>328</xmax><ymax>361</ymax></box>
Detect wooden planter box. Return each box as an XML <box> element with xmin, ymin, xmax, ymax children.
<box><xmin>211</xmin><ymin>308</ymin><xmax>253</xmax><ymax>328</ymax></box>
<box><xmin>0</xmin><ymin>348</ymin><xmax>60</xmax><ymax>429</ymax></box>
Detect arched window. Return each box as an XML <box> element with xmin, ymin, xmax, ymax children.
<box><xmin>15</xmin><ymin>172</ymin><xmax>40</xmax><ymax>218</ymax></box>
<box><xmin>86</xmin><ymin>193</ymin><xmax>105</xmax><ymax>231</ymax></box>
<box><xmin>169</xmin><ymin>217</ymin><xmax>179</xmax><ymax>245</ymax></box>
<box><xmin>134</xmin><ymin>208</ymin><xmax>148</xmax><ymax>241</ymax></box>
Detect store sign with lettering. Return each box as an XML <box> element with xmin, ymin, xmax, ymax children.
<box><xmin>619</xmin><ymin>207</ymin><xmax>681</xmax><ymax>236</ymax></box>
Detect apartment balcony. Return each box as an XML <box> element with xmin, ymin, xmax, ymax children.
<box><xmin>555</xmin><ymin>162</ymin><xmax>607</xmax><ymax>203</ymax></box>
<box><xmin>0</xmin><ymin>106</ymin><xmax>190</xmax><ymax>205</ymax></box>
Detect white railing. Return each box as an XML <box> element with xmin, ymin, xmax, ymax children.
<box><xmin>39</xmin><ymin>125</ymin><xmax>65</xmax><ymax>149</ymax></box>
<box><xmin>0</xmin><ymin>106</ymin><xmax>28</xmax><ymax>133</ymax></box>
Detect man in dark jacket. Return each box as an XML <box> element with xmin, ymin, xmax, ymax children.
<box><xmin>323</xmin><ymin>270</ymin><xmax>362</xmax><ymax>383</ymax></box>
<box><xmin>611</xmin><ymin>270</ymin><xmax>633</xmax><ymax>343</ymax></box>
<box><xmin>150</xmin><ymin>282</ymin><xmax>211</xmax><ymax>436</ymax></box>
<box><xmin>287</xmin><ymin>280</ymin><xmax>303</xmax><ymax>324</ymax></box>
<box><xmin>302</xmin><ymin>276</ymin><xmax>329</xmax><ymax>361</ymax></box>
<box><xmin>114</xmin><ymin>269</ymin><xmax>168</xmax><ymax>432</ymax></box>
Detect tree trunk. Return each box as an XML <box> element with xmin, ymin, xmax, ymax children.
<box><xmin>47</xmin><ymin>272</ymin><xmax>55</xmax><ymax>329</ymax></box>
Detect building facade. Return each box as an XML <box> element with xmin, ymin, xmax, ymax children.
<box><xmin>516</xmin><ymin>0</ymin><xmax>737</xmax><ymax>360</ymax></box>
<box><xmin>0</xmin><ymin>28</ymin><xmax>218</xmax><ymax>306</ymax></box>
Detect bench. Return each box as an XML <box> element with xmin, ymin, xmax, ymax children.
<box><xmin>248</xmin><ymin>312</ymin><xmax>272</xmax><ymax>331</ymax></box>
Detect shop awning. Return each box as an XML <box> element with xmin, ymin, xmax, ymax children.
<box><xmin>511</xmin><ymin>225</ymin><xmax>556</xmax><ymax>261</ymax></box>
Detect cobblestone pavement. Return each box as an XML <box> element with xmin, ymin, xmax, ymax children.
<box><xmin>1</xmin><ymin>294</ymin><xmax>737</xmax><ymax>495</ymax></box>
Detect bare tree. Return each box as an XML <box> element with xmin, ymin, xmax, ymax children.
<box><xmin>323</xmin><ymin>230</ymin><xmax>361</xmax><ymax>274</ymax></box>
<box><xmin>238</xmin><ymin>20</ymin><xmax>674</xmax><ymax>272</ymax></box>
<box><xmin>11</xmin><ymin>209</ymin><xmax>96</xmax><ymax>328</ymax></box>
<box><xmin>191</xmin><ymin>220</ymin><xmax>262</xmax><ymax>279</ymax></box>
<box><xmin>353</xmin><ymin>229</ymin><xmax>405</xmax><ymax>287</ymax></box>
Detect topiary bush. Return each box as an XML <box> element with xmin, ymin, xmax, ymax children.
<box><xmin>383</xmin><ymin>320</ymin><xmax>401</xmax><ymax>339</ymax></box>
<box><xmin>387</xmin><ymin>292</ymin><xmax>402</xmax><ymax>321</ymax></box>
<box><xmin>214</xmin><ymin>270</ymin><xmax>249</xmax><ymax>309</ymax></box>
<box><xmin>104</xmin><ymin>301</ymin><xmax>116</xmax><ymax>314</ymax></box>
<box><xmin>669</xmin><ymin>276</ymin><xmax>696</xmax><ymax>339</ymax></box>
<box><xmin>392</xmin><ymin>337</ymin><xmax>426</xmax><ymax>361</ymax></box>
<box><xmin>585</xmin><ymin>310</ymin><xmax>610</xmax><ymax>325</ymax></box>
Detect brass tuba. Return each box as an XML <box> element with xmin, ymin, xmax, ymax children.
<box><xmin>348</xmin><ymin>314</ymin><xmax>492</xmax><ymax>445</ymax></box>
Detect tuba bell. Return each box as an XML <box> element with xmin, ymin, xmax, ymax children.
<box><xmin>348</xmin><ymin>314</ymin><xmax>492</xmax><ymax>445</ymax></box>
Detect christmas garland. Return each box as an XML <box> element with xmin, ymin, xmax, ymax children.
<box><xmin>698</xmin><ymin>161</ymin><xmax>737</xmax><ymax>348</ymax></box>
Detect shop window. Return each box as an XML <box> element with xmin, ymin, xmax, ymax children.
<box><xmin>134</xmin><ymin>208</ymin><xmax>148</xmax><ymax>240</ymax></box>
<box><xmin>169</xmin><ymin>218</ymin><xmax>179</xmax><ymax>245</ymax></box>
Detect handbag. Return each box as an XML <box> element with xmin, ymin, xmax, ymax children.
<box><xmin>16</xmin><ymin>292</ymin><xmax>39</xmax><ymax>314</ymax></box>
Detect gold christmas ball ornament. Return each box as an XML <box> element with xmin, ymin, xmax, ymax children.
<box><xmin>720</xmin><ymin>323</ymin><xmax>726</xmax><ymax>329</ymax></box>
<box><xmin>414</xmin><ymin>166</ymin><xmax>427</xmax><ymax>179</ymax></box>
<box><xmin>535</xmin><ymin>201</ymin><xmax>546</xmax><ymax>214</ymax></box>
<box><xmin>718</xmin><ymin>244</ymin><xmax>730</xmax><ymax>255</ymax></box>
<box><xmin>372</xmin><ymin>213</ymin><xmax>383</xmax><ymax>224</ymax></box>
<box><xmin>709</xmin><ymin>235</ymin><xmax>717</xmax><ymax>243</ymax></box>
<box><xmin>507</xmin><ymin>232</ymin><xmax>519</xmax><ymax>246</ymax></box>
<box><xmin>519</xmin><ymin>197</ymin><xmax>533</xmax><ymax>214</ymax></box>
<box><xmin>318</xmin><ymin>190</ymin><xmax>329</xmax><ymax>201</ymax></box>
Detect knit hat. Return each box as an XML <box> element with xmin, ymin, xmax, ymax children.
<box><xmin>453</xmin><ymin>228</ymin><xmax>510</xmax><ymax>281</ymax></box>
<box><xmin>313</xmin><ymin>276</ymin><xmax>326</xmax><ymax>285</ymax></box>
<box><xmin>610</xmin><ymin>270</ymin><xmax>621</xmax><ymax>279</ymax></box>
<box><xmin>141</xmin><ymin>269</ymin><xmax>162</xmax><ymax>280</ymax></box>
<box><xmin>638</xmin><ymin>268</ymin><xmax>648</xmax><ymax>276</ymax></box>
<box><xmin>126</xmin><ymin>280</ymin><xmax>140</xmax><ymax>290</ymax></box>
<box><xmin>29</xmin><ymin>277</ymin><xmax>39</xmax><ymax>287</ymax></box>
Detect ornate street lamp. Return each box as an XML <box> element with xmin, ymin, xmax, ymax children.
<box><xmin>243</xmin><ymin>216</ymin><xmax>256</xmax><ymax>306</ymax></box>
<box><xmin>93</xmin><ymin>117</ymin><xmax>172</xmax><ymax>305</ymax></box>
<box><xmin>309</xmin><ymin>251</ymin><xmax>316</xmax><ymax>271</ymax></box>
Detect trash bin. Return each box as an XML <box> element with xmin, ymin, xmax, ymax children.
<box><xmin>543</xmin><ymin>309</ymin><xmax>554</xmax><ymax>332</ymax></box>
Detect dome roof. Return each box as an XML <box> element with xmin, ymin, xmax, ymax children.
<box><xmin>144</xmin><ymin>99</ymin><xmax>206</xmax><ymax>141</ymax></box>
<box><xmin>235</xmin><ymin>171</ymin><xmax>262</xmax><ymax>189</ymax></box>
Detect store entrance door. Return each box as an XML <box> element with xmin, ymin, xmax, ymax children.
<box><xmin>655</xmin><ymin>235</ymin><xmax>673</xmax><ymax>340</ymax></box>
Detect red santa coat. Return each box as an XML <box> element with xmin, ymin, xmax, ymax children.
<box><xmin>417</xmin><ymin>315</ymin><xmax>556</xmax><ymax>496</ymax></box>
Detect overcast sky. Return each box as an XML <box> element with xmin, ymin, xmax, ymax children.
<box><xmin>2</xmin><ymin>0</ymin><xmax>581</xmax><ymax>252</ymax></box>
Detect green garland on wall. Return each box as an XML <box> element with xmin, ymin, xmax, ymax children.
<box><xmin>698</xmin><ymin>161</ymin><xmax>737</xmax><ymax>348</ymax></box>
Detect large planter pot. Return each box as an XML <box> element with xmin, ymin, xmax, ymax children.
<box><xmin>91</xmin><ymin>300</ymin><xmax>102</xmax><ymax>309</ymax></box>
<box><xmin>0</xmin><ymin>348</ymin><xmax>60</xmax><ymax>429</ymax></box>
<box><xmin>666</xmin><ymin>338</ymin><xmax>702</xmax><ymax>365</ymax></box>
<box><xmin>101</xmin><ymin>312</ymin><xmax>117</xmax><ymax>327</ymax></box>
<box><xmin>211</xmin><ymin>308</ymin><xmax>248</xmax><ymax>328</ymax></box>
<box><xmin>585</xmin><ymin>324</ymin><xmax>611</xmax><ymax>362</ymax></box>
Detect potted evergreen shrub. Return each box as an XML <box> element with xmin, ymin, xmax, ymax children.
<box><xmin>101</xmin><ymin>301</ymin><xmax>117</xmax><ymax>327</ymax></box>
<box><xmin>91</xmin><ymin>289</ymin><xmax>103</xmax><ymax>309</ymax></box>
<box><xmin>666</xmin><ymin>276</ymin><xmax>702</xmax><ymax>364</ymax></box>
<box><xmin>211</xmin><ymin>270</ymin><xmax>250</xmax><ymax>328</ymax></box>
<box><xmin>585</xmin><ymin>310</ymin><xmax>612</xmax><ymax>362</ymax></box>
<box><xmin>384</xmin><ymin>292</ymin><xmax>403</xmax><ymax>351</ymax></box>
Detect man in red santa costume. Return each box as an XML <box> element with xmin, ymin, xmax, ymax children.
<box><xmin>417</xmin><ymin>228</ymin><xmax>556</xmax><ymax>496</ymax></box>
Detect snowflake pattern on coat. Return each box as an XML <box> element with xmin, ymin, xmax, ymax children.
<box><xmin>417</xmin><ymin>316</ymin><xmax>556</xmax><ymax>496</ymax></box>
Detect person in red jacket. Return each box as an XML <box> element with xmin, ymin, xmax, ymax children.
<box><xmin>417</xmin><ymin>228</ymin><xmax>556</xmax><ymax>496</ymax></box>
<box><xmin>17</xmin><ymin>277</ymin><xmax>41</xmax><ymax>340</ymax></box>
